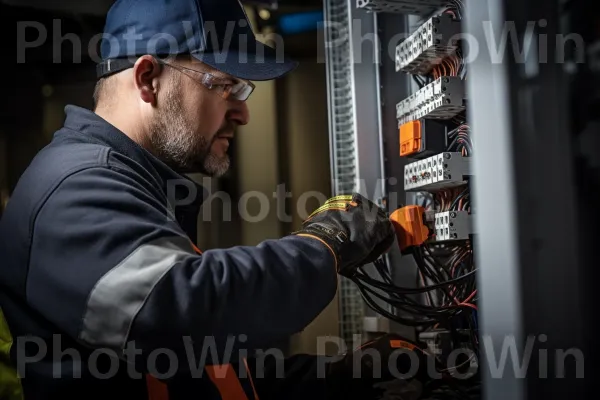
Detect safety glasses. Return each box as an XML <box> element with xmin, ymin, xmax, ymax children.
<box><xmin>159</xmin><ymin>61</ymin><xmax>255</xmax><ymax>101</ymax></box>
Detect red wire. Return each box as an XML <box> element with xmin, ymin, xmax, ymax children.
<box><xmin>463</xmin><ymin>289</ymin><xmax>477</xmax><ymax>303</ymax></box>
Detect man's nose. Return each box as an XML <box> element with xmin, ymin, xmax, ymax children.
<box><xmin>227</xmin><ymin>100</ymin><xmax>250</xmax><ymax>126</ymax></box>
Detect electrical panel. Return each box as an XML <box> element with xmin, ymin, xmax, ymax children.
<box><xmin>396</xmin><ymin>77</ymin><xmax>465</xmax><ymax>125</ymax></box>
<box><xmin>326</xmin><ymin>2</ymin><xmax>480</xmax><ymax>397</ymax></box>
<box><xmin>356</xmin><ymin>0</ymin><xmax>449</xmax><ymax>15</ymax></box>
<box><xmin>404</xmin><ymin>152</ymin><xmax>470</xmax><ymax>191</ymax></box>
<box><xmin>434</xmin><ymin>210</ymin><xmax>472</xmax><ymax>241</ymax></box>
<box><xmin>395</xmin><ymin>14</ymin><xmax>462</xmax><ymax>75</ymax></box>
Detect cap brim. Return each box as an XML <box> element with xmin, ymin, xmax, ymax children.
<box><xmin>190</xmin><ymin>40</ymin><xmax>298</xmax><ymax>81</ymax></box>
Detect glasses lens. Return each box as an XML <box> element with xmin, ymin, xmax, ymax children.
<box><xmin>231</xmin><ymin>82</ymin><xmax>253</xmax><ymax>101</ymax></box>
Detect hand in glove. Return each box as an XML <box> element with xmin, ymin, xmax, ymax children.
<box><xmin>293</xmin><ymin>193</ymin><xmax>395</xmax><ymax>277</ymax></box>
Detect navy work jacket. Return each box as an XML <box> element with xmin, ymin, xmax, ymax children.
<box><xmin>0</xmin><ymin>105</ymin><xmax>339</xmax><ymax>400</ymax></box>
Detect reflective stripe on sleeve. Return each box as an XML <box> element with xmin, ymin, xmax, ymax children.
<box><xmin>79</xmin><ymin>236</ymin><xmax>196</xmax><ymax>352</ymax></box>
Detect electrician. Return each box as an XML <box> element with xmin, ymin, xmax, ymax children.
<box><xmin>0</xmin><ymin>0</ymin><xmax>431</xmax><ymax>399</ymax></box>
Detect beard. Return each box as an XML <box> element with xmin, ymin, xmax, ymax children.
<box><xmin>148</xmin><ymin>74</ymin><xmax>231</xmax><ymax>176</ymax></box>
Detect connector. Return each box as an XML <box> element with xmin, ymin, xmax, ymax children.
<box><xmin>396</xmin><ymin>14</ymin><xmax>461</xmax><ymax>75</ymax></box>
<box><xmin>399</xmin><ymin>119</ymin><xmax>447</xmax><ymax>159</ymax></box>
<box><xmin>396</xmin><ymin>77</ymin><xmax>465</xmax><ymax>125</ymax></box>
<box><xmin>404</xmin><ymin>152</ymin><xmax>470</xmax><ymax>191</ymax></box>
<box><xmin>357</xmin><ymin>0</ymin><xmax>448</xmax><ymax>15</ymax></box>
<box><xmin>434</xmin><ymin>211</ymin><xmax>472</xmax><ymax>241</ymax></box>
<box><xmin>390</xmin><ymin>205</ymin><xmax>430</xmax><ymax>252</ymax></box>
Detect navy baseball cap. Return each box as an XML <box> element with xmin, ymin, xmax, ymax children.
<box><xmin>97</xmin><ymin>0</ymin><xmax>298</xmax><ymax>81</ymax></box>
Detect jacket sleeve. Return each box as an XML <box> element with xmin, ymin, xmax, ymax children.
<box><xmin>26</xmin><ymin>165</ymin><xmax>338</xmax><ymax>369</ymax></box>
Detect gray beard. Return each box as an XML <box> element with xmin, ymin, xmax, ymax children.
<box><xmin>148</xmin><ymin>78</ymin><xmax>230</xmax><ymax>176</ymax></box>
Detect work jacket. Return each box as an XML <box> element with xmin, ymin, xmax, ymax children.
<box><xmin>0</xmin><ymin>105</ymin><xmax>340</xmax><ymax>400</ymax></box>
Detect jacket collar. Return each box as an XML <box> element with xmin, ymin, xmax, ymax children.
<box><xmin>61</xmin><ymin>105</ymin><xmax>208</xmax><ymax>240</ymax></box>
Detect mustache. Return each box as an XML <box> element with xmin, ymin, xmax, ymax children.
<box><xmin>215</xmin><ymin>122</ymin><xmax>237</xmax><ymax>137</ymax></box>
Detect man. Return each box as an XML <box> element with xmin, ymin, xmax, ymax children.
<box><xmin>0</xmin><ymin>0</ymin><xmax>426</xmax><ymax>399</ymax></box>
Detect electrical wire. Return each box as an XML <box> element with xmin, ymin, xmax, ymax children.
<box><xmin>444</xmin><ymin>0</ymin><xmax>464</xmax><ymax>20</ymax></box>
<box><xmin>448</xmin><ymin>124</ymin><xmax>473</xmax><ymax>156</ymax></box>
<box><xmin>351</xmin><ymin>241</ymin><xmax>477</xmax><ymax>329</ymax></box>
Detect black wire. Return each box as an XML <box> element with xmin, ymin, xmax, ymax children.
<box><xmin>415</xmin><ymin>247</ymin><xmax>451</xmax><ymax>283</ymax></box>
<box><xmin>352</xmin><ymin>265</ymin><xmax>472</xmax><ymax>315</ymax></box>
<box><xmin>449</xmin><ymin>187</ymin><xmax>470</xmax><ymax>210</ymax></box>
<box><xmin>354</xmin><ymin>263</ymin><xmax>476</xmax><ymax>295</ymax></box>
<box><xmin>417</xmin><ymin>265</ymin><xmax>437</xmax><ymax>307</ymax></box>
<box><xmin>355</xmin><ymin>282</ymin><xmax>440</xmax><ymax>326</ymax></box>
<box><xmin>352</xmin><ymin>274</ymin><xmax>477</xmax><ymax>325</ymax></box>
<box><xmin>412</xmin><ymin>75</ymin><xmax>427</xmax><ymax>89</ymax></box>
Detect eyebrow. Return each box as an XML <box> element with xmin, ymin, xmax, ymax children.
<box><xmin>212</xmin><ymin>73</ymin><xmax>236</xmax><ymax>82</ymax></box>
<box><xmin>210</xmin><ymin>71</ymin><xmax>238</xmax><ymax>82</ymax></box>
<box><xmin>185</xmin><ymin>62</ymin><xmax>234</xmax><ymax>80</ymax></box>
<box><xmin>173</xmin><ymin>60</ymin><xmax>240</xmax><ymax>85</ymax></box>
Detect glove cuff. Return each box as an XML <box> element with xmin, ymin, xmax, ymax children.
<box><xmin>292</xmin><ymin>222</ymin><xmax>347</xmax><ymax>272</ymax></box>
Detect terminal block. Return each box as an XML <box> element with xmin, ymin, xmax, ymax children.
<box><xmin>396</xmin><ymin>77</ymin><xmax>465</xmax><ymax>125</ymax></box>
<box><xmin>404</xmin><ymin>152</ymin><xmax>470</xmax><ymax>191</ymax></box>
<box><xmin>357</xmin><ymin>0</ymin><xmax>448</xmax><ymax>15</ymax></box>
<box><xmin>396</xmin><ymin>14</ymin><xmax>461</xmax><ymax>75</ymax></box>
<box><xmin>434</xmin><ymin>211</ymin><xmax>472</xmax><ymax>241</ymax></box>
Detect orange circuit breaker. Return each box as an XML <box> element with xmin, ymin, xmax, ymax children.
<box><xmin>398</xmin><ymin>119</ymin><xmax>447</xmax><ymax>159</ymax></box>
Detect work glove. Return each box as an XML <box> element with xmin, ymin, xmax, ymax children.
<box><xmin>293</xmin><ymin>193</ymin><xmax>395</xmax><ymax>277</ymax></box>
<box><xmin>324</xmin><ymin>333</ymin><xmax>432</xmax><ymax>399</ymax></box>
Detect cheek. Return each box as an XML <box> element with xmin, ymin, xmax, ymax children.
<box><xmin>183</xmin><ymin>91</ymin><xmax>227</xmax><ymax>136</ymax></box>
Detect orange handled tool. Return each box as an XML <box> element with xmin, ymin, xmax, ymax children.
<box><xmin>389</xmin><ymin>205</ymin><xmax>430</xmax><ymax>252</ymax></box>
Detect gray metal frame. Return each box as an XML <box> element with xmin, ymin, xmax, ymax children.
<box><xmin>324</xmin><ymin>0</ymin><xmax>387</xmax><ymax>343</ymax></box>
<box><xmin>464</xmin><ymin>0</ymin><xmax>589</xmax><ymax>398</ymax></box>
<box><xmin>462</xmin><ymin>3</ymin><xmax>525</xmax><ymax>398</ymax></box>
<box><xmin>324</xmin><ymin>0</ymin><xmax>417</xmax><ymax>342</ymax></box>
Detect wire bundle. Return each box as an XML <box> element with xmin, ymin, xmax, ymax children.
<box><xmin>447</xmin><ymin>125</ymin><xmax>472</xmax><ymax>156</ymax></box>
<box><xmin>431</xmin><ymin>55</ymin><xmax>461</xmax><ymax>80</ymax></box>
<box><xmin>435</xmin><ymin>186</ymin><xmax>471</xmax><ymax>213</ymax></box>
<box><xmin>351</xmin><ymin>187</ymin><xmax>480</xmax><ymax>398</ymax></box>
<box><xmin>443</xmin><ymin>0</ymin><xmax>465</xmax><ymax>20</ymax></box>
<box><xmin>413</xmin><ymin>74</ymin><xmax>433</xmax><ymax>89</ymax></box>
<box><xmin>349</xmin><ymin>241</ymin><xmax>477</xmax><ymax>329</ymax></box>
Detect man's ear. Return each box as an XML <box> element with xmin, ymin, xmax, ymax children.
<box><xmin>133</xmin><ymin>55</ymin><xmax>163</xmax><ymax>105</ymax></box>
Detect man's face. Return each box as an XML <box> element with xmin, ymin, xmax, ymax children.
<box><xmin>148</xmin><ymin>59</ymin><xmax>250</xmax><ymax>176</ymax></box>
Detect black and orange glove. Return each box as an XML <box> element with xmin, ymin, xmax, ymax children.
<box><xmin>324</xmin><ymin>333</ymin><xmax>433</xmax><ymax>400</ymax></box>
<box><xmin>293</xmin><ymin>193</ymin><xmax>395</xmax><ymax>277</ymax></box>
